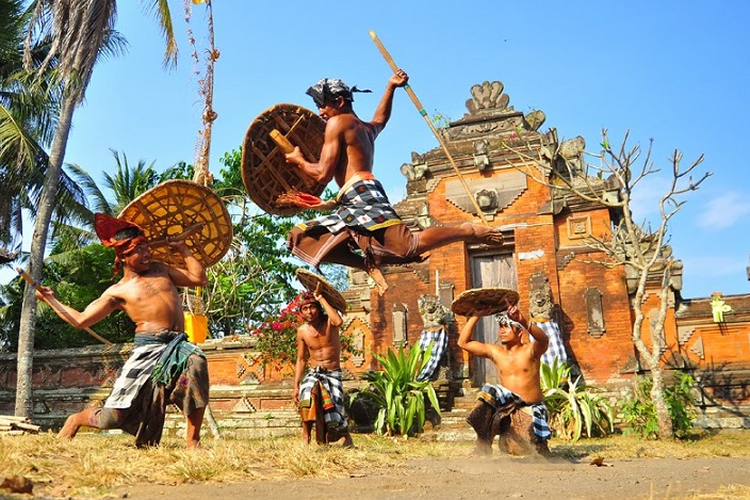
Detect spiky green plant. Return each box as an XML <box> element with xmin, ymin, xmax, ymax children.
<box><xmin>353</xmin><ymin>343</ymin><xmax>441</xmax><ymax>436</ymax></box>
<box><xmin>541</xmin><ymin>359</ymin><xmax>614</xmax><ymax>441</ymax></box>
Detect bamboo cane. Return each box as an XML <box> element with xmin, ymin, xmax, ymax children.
<box><xmin>147</xmin><ymin>223</ymin><xmax>204</xmax><ymax>249</ymax></box>
<box><xmin>368</xmin><ymin>30</ymin><xmax>489</xmax><ymax>226</ymax></box>
<box><xmin>16</xmin><ymin>268</ymin><xmax>113</xmax><ymax>345</ymax></box>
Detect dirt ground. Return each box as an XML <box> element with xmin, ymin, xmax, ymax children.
<box><xmin>118</xmin><ymin>455</ymin><xmax>750</xmax><ymax>500</ymax></box>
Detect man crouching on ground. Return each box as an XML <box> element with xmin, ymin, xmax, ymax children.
<box><xmin>457</xmin><ymin>304</ymin><xmax>551</xmax><ymax>455</ymax></box>
<box><xmin>293</xmin><ymin>285</ymin><xmax>353</xmax><ymax>447</ymax></box>
<box><xmin>35</xmin><ymin>213</ymin><xmax>210</xmax><ymax>449</ymax></box>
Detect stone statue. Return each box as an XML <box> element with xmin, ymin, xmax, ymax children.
<box><xmin>529</xmin><ymin>279</ymin><xmax>554</xmax><ymax>320</ymax></box>
<box><xmin>418</xmin><ymin>294</ymin><xmax>452</xmax><ymax>328</ymax></box>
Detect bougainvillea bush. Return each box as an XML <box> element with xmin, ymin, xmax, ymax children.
<box><xmin>252</xmin><ymin>294</ymin><xmax>360</xmax><ymax>368</ymax></box>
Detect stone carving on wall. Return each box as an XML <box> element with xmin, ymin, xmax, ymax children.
<box><xmin>418</xmin><ymin>294</ymin><xmax>453</xmax><ymax>328</ymax></box>
<box><xmin>392</xmin><ymin>303</ymin><xmax>408</xmax><ymax>346</ymax></box>
<box><xmin>584</xmin><ymin>287</ymin><xmax>605</xmax><ymax>338</ymax></box>
<box><xmin>475</xmin><ymin>188</ymin><xmax>498</xmax><ymax>212</ymax></box>
<box><xmin>529</xmin><ymin>272</ymin><xmax>554</xmax><ymax>320</ymax></box>
<box><xmin>351</xmin><ymin>327</ymin><xmax>366</xmax><ymax>367</ymax></box>
<box><xmin>567</xmin><ymin>215</ymin><xmax>592</xmax><ymax>240</ymax></box>
<box><xmin>473</xmin><ymin>139</ymin><xmax>491</xmax><ymax>171</ymax></box>
<box><xmin>401</xmin><ymin>151</ymin><xmax>429</xmax><ymax>181</ymax></box>
<box><xmin>445</xmin><ymin>170</ymin><xmax>527</xmax><ymax>217</ymax></box>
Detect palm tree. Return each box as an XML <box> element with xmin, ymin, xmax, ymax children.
<box><xmin>49</xmin><ymin>151</ymin><xmax>159</xmax><ymax>254</ymax></box>
<box><xmin>0</xmin><ymin>0</ymin><xmax>56</xmax><ymax>250</ymax></box>
<box><xmin>15</xmin><ymin>0</ymin><xmax>179</xmax><ymax>418</ymax></box>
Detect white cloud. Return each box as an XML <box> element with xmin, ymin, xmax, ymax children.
<box><xmin>698</xmin><ymin>191</ymin><xmax>750</xmax><ymax>230</ymax></box>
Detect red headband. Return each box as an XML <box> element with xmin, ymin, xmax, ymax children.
<box><xmin>94</xmin><ymin>213</ymin><xmax>148</xmax><ymax>273</ymax></box>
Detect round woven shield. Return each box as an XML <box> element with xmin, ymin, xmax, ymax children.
<box><xmin>119</xmin><ymin>180</ymin><xmax>233</xmax><ymax>269</ymax></box>
<box><xmin>451</xmin><ymin>287</ymin><xmax>520</xmax><ymax>317</ymax></box>
<box><xmin>241</xmin><ymin>103</ymin><xmax>327</xmax><ymax>216</ymax></box>
<box><xmin>295</xmin><ymin>268</ymin><xmax>347</xmax><ymax>313</ymax></box>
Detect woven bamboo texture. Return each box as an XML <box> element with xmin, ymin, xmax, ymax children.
<box><xmin>451</xmin><ymin>287</ymin><xmax>519</xmax><ymax>317</ymax></box>
<box><xmin>241</xmin><ymin>103</ymin><xmax>327</xmax><ymax>215</ymax></box>
<box><xmin>119</xmin><ymin>180</ymin><xmax>232</xmax><ymax>268</ymax></box>
<box><xmin>296</xmin><ymin>268</ymin><xmax>347</xmax><ymax>313</ymax></box>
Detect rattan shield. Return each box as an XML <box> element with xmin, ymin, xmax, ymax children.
<box><xmin>295</xmin><ymin>268</ymin><xmax>347</xmax><ymax>313</ymax></box>
<box><xmin>119</xmin><ymin>180</ymin><xmax>233</xmax><ymax>269</ymax></box>
<box><xmin>451</xmin><ymin>287</ymin><xmax>520</xmax><ymax>317</ymax></box>
<box><xmin>241</xmin><ymin>103</ymin><xmax>327</xmax><ymax>216</ymax></box>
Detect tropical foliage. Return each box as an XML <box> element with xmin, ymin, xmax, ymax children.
<box><xmin>541</xmin><ymin>359</ymin><xmax>614</xmax><ymax>441</ymax></box>
<box><xmin>619</xmin><ymin>372</ymin><xmax>697</xmax><ymax>439</ymax></box>
<box><xmin>353</xmin><ymin>344</ymin><xmax>441</xmax><ymax>437</ymax></box>
<box><xmin>251</xmin><ymin>293</ymin><xmax>359</xmax><ymax>368</ymax></box>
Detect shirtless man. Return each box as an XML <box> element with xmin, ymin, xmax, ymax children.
<box><xmin>457</xmin><ymin>304</ymin><xmax>551</xmax><ymax>454</ymax></box>
<box><xmin>35</xmin><ymin>213</ymin><xmax>209</xmax><ymax>448</ymax></box>
<box><xmin>293</xmin><ymin>287</ymin><xmax>353</xmax><ymax>446</ymax></box>
<box><xmin>285</xmin><ymin>70</ymin><xmax>504</xmax><ymax>294</ymax></box>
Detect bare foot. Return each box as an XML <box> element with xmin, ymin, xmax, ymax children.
<box><xmin>341</xmin><ymin>432</ymin><xmax>354</xmax><ymax>448</ymax></box>
<box><xmin>366</xmin><ymin>266</ymin><xmax>389</xmax><ymax>295</ymax></box>
<box><xmin>461</xmin><ymin>223</ymin><xmax>504</xmax><ymax>245</ymax></box>
<box><xmin>57</xmin><ymin>415</ymin><xmax>80</xmax><ymax>439</ymax></box>
<box><xmin>186</xmin><ymin>438</ymin><xmax>202</xmax><ymax>450</ymax></box>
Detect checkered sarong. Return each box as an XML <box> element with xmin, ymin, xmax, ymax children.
<box><xmin>416</xmin><ymin>326</ymin><xmax>448</xmax><ymax>381</ymax></box>
<box><xmin>298</xmin><ymin>367</ymin><xmax>348</xmax><ymax>431</ymax></box>
<box><xmin>105</xmin><ymin>336</ymin><xmax>169</xmax><ymax>409</ymax></box>
<box><xmin>297</xmin><ymin>173</ymin><xmax>402</xmax><ymax>234</ymax></box>
<box><xmin>532</xmin><ymin>320</ymin><xmax>568</xmax><ymax>367</ymax></box>
<box><xmin>477</xmin><ymin>384</ymin><xmax>551</xmax><ymax>441</ymax></box>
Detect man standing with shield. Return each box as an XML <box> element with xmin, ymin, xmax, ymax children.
<box><xmin>284</xmin><ymin>70</ymin><xmax>504</xmax><ymax>294</ymax></box>
<box><xmin>293</xmin><ymin>282</ymin><xmax>354</xmax><ymax>447</ymax></box>
<box><xmin>34</xmin><ymin>213</ymin><xmax>210</xmax><ymax>449</ymax></box>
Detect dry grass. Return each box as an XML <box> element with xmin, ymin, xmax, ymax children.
<box><xmin>1</xmin><ymin>429</ymin><xmax>750</xmax><ymax>499</ymax></box>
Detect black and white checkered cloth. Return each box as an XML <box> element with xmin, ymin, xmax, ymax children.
<box><xmin>104</xmin><ymin>334</ymin><xmax>171</xmax><ymax>409</ymax></box>
<box><xmin>298</xmin><ymin>367</ymin><xmax>348</xmax><ymax>431</ymax></box>
<box><xmin>477</xmin><ymin>383</ymin><xmax>551</xmax><ymax>441</ymax></box>
<box><xmin>532</xmin><ymin>320</ymin><xmax>568</xmax><ymax>367</ymax></box>
<box><xmin>416</xmin><ymin>326</ymin><xmax>448</xmax><ymax>382</ymax></box>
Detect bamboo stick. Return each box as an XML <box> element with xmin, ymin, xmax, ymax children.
<box><xmin>16</xmin><ymin>268</ymin><xmax>113</xmax><ymax>345</ymax></box>
<box><xmin>368</xmin><ymin>30</ymin><xmax>489</xmax><ymax>226</ymax></box>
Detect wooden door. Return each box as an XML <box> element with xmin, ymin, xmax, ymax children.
<box><xmin>469</xmin><ymin>252</ymin><xmax>517</xmax><ymax>386</ymax></box>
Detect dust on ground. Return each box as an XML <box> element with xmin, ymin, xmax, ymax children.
<box><xmin>119</xmin><ymin>454</ymin><xmax>750</xmax><ymax>500</ymax></box>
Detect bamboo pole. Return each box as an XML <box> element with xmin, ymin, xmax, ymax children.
<box><xmin>368</xmin><ymin>30</ymin><xmax>489</xmax><ymax>226</ymax></box>
<box><xmin>16</xmin><ymin>268</ymin><xmax>113</xmax><ymax>345</ymax></box>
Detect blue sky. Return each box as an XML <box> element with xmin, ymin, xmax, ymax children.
<box><xmin>6</xmin><ymin>1</ymin><xmax>750</xmax><ymax>299</ymax></box>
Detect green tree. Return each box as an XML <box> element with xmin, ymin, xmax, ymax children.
<box><xmin>15</xmin><ymin>0</ymin><xmax>177</xmax><ymax>418</ymax></box>
<box><xmin>49</xmin><ymin>151</ymin><xmax>162</xmax><ymax>254</ymax></box>
<box><xmin>0</xmin><ymin>0</ymin><xmax>88</xmax><ymax>250</ymax></box>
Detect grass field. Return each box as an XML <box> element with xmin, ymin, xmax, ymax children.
<box><xmin>2</xmin><ymin>429</ymin><xmax>750</xmax><ymax>499</ymax></box>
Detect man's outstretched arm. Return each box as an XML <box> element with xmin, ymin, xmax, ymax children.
<box><xmin>370</xmin><ymin>69</ymin><xmax>408</xmax><ymax>131</ymax></box>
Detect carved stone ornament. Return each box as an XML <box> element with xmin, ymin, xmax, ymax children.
<box><xmin>528</xmin><ymin>272</ymin><xmax>554</xmax><ymax>320</ymax></box>
<box><xmin>445</xmin><ymin>171</ymin><xmax>527</xmax><ymax>217</ymax></box>
<box><xmin>418</xmin><ymin>294</ymin><xmax>452</xmax><ymax>328</ymax></box>
<box><xmin>466</xmin><ymin>81</ymin><xmax>511</xmax><ymax>115</ymax></box>
<box><xmin>584</xmin><ymin>287</ymin><xmax>605</xmax><ymax>338</ymax></box>
<box><xmin>475</xmin><ymin>188</ymin><xmax>498</xmax><ymax>211</ymax></box>
<box><xmin>473</xmin><ymin>139</ymin><xmax>491</xmax><ymax>171</ymax></box>
<box><xmin>392</xmin><ymin>303</ymin><xmax>408</xmax><ymax>346</ymax></box>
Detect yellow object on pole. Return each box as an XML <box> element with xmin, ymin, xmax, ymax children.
<box><xmin>368</xmin><ymin>30</ymin><xmax>489</xmax><ymax>226</ymax></box>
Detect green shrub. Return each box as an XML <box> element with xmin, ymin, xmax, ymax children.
<box><xmin>541</xmin><ymin>359</ymin><xmax>614</xmax><ymax>441</ymax></box>
<box><xmin>352</xmin><ymin>343</ymin><xmax>440</xmax><ymax>437</ymax></box>
<box><xmin>619</xmin><ymin>372</ymin><xmax>697</xmax><ymax>439</ymax></box>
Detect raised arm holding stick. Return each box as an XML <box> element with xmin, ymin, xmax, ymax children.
<box><xmin>35</xmin><ymin>213</ymin><xmax>210</xmax><ymax>449</ymax></box>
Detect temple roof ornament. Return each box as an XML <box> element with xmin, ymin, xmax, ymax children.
<box><xmin>444</xmin><ymin>80</ymin><xmax>546</xmax><ymax>142</ymax></box>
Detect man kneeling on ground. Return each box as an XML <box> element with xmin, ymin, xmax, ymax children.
<box><xmin>457</xmin><ymin>304</ymin><xmax>551</xmax><ymax>455</ymax></box>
